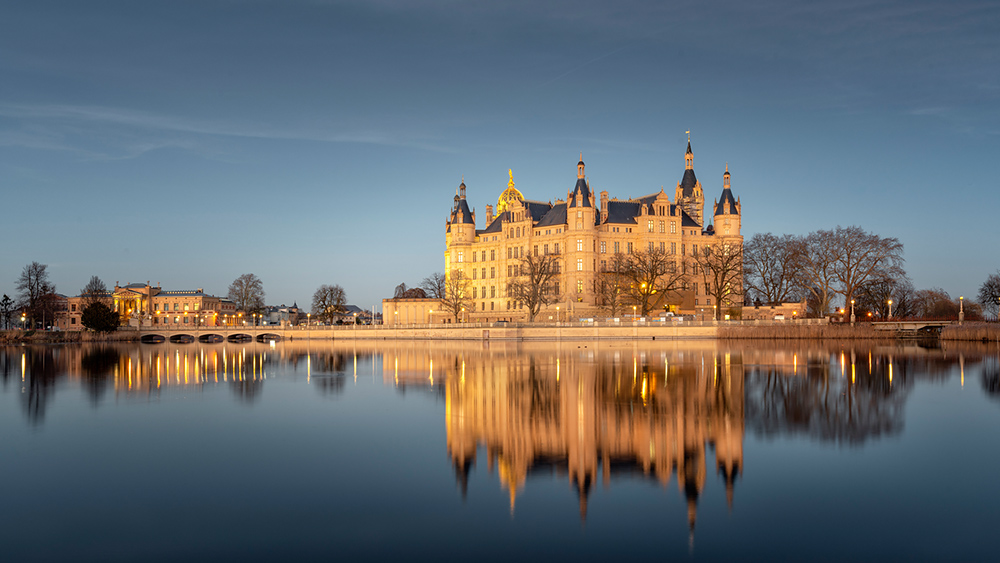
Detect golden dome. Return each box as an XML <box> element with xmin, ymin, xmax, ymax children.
<box><xmin>497</xmin><ymin>168</ymin><xmax>523</xmax><ymax>213</ymax></box>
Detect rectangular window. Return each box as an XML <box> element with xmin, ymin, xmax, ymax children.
<box><xmin>195</xmin><ymin>303</ymin><xmax>200</xmax><ymax>311</ymax></box>
<box><xmin>544</xmin><ymin>244</ymin><xmax>549</xmax><ymax>255</ymax></box>
<box><xmin>491</xmin><ymin>267</ymin><xmax>496</xmax><ymax>279</ymax></box>
<box><xmin>601</xmin><ymin>260</ymin><xmax>607</xmax><ymax>270</ymax></box>
<box><xmin>671</xmin><ymin>242</ymin><xmax>676</xmax><ymax>254</ymax></box>
<box><xmin>627</xmin><ymin>242</ymin><xmax>633</xmax><ymax>253</ymax></box>
<box><xmin>482</xmin><ymin>302</ymin><xmax>486</xmax><ymax>311</ymax></box>
<box><xmin>507</xmin><ymin>247</ymin><xmax>512</xmax><ymax>259</ymax></box>
<box><xmin>614</xmin><ymin>241</ymin><xmax>620</xmax><ymax>254</ymax></box>
<box><xmin>184</xmin><ymin>316</ymin><xmax>189</xmax><ymax>324</ymax></box>
<box><xmin>174</xmin><ymin>303</ymin><xmax>179</xmax><ymax>311</ymax></box>
<box><xmin>600</xmin><ymin>241</ymin><xmax>606</xmax><ymax>253</ymax></box>
<box><xmin>554</xmin><ymin>243</ymin><xmax>560</xmax><ymax>254</ymax></box>
<box><xmin>473</xmin><ymin>287</ymin><xmax>477</xmax><ymax>298</ymax></box>
<box><xmin>533</xmin><ymin>245</ymin><xmax>538</xmax><ymax>256</ymax></box>
<box><xmin>681</xmin><ymin>244</ymin><xmax>685</xmax><ymax>256</ymax></box>
<box><xmin>693</xmin><ymin>244</ymin><xmax>698</xmax><ymax>256</ymax></box>
<box><xmin>472</xmin><ymin>252</ymin><xmax>476</xmax><ymax>263</ymax></box>
<box><xmin>458</xmin><ymin>251</ymin><xmax>464</xmax><ymax>263</ymax></box>
<box><xmin>576</xmin><ymin>239</ymin><xmax>583</xmax><ymax>252</ymax></box>
<box><xmin>71</xmin><ymin>317</ymin><xmax>76</xmax><ymax>325</ymax></box>
<box><xmin>659</xmin><ymin>221</ymin><xmax>665</xmax><ymax>233</ymax></box>
<box><xmin>490</xmin><ymin>301</ymin><xmax>495</xmax><ymax>310</ymax></box>
<box><xmin>649</xmin><ymin>241</ymin><xmax>654</xmax><ymax>252</ymax></box>
<box><xmin>648</xmin><ymin>220</ymin><xmax>654</xmax><ymax>233</ymax></box>
<box><xmin>577</xmin><ymin>258</ymin><xmax>583</xmax><ymax>271</ymax></box>
<box><xmin>490</xmin><ymin>250</ymin><xmax>495</xmax><ymax>260</ymax></box>
<box><xmin>490</xmin><ymin>286</ymin><xmax>496</xmax><ymax>298</ymax></box>
<box><xmin>71</xmin><ymin>304</ymin><xmax>76</xmax><ymax>312</ymax></box>
<box><xmin>670</xmin><ymin>221</ymin><xmax>676</xmax><ymax>234</ymax></box>
<box><xmin>577</xmin><ymin>280</ymin><xmax>584</xmax><ymax>294</ymax></box>
<box><xmin>473</xmin><ymin>269</ymin><xmax>477</xmax><ymax>280</ymax></box>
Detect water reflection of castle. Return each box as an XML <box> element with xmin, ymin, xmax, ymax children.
<box><xmin>383</xmin><ymin>343</ymin><xmax>744</xmax><ymax>531</ymax></box>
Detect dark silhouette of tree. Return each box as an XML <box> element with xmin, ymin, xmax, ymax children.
<box><xmin>0</xmin><ymin>294</ymin><xmax>13</xmax><ymax>329</ymax></box>
<box><xmin>312</xmin><ymin>284</ymin><xmax>347</xmax><ymax>324</ymax></box>
<box><xmin>621</xmin><ymin>248</ymin><xmax>686</xmax><ymax>316</ymax></box>
<box><xmin>439</xmin><ymin>270</ymin><xmax>472</xmax><ymax>322</ymax></box>
<box><xmin>799</xmin><ymin>231</ymin><xmax>841</xmax><ymax>317</ymax></box>
<box><xmin>506</xmin><ymin>253</ymin><xmax>560</xmax><ymax>321</ymax></box>
<box><xmin>228</xmin><ymin>273</ymin><xmax>265</xmax><ymax>320</ymax></box>
<box><xmin>596</xmin><ymin>253</ymin><xmax>629</xmax><ymax>316</ymax></box>
<box><xmin>16</xmin><ymin>261</ymin><xmax>54</xmax><ymax>328</ymax></box>
<box><xmin>978</xmin><ymin>271</ymin><xmax>1000</xmax><ymax>320</ymax></box>
<box><xmin>743</xmin><ymin>233</ymin><xmax>806</xmax><ymax>304</ymax></box>
<box><xmin>81</xmin><ymin>276</ymin><xmax>111</xmax><ymax>308</ymax></box>
<box><xmin>857</xmin><ymin>277</ymin><xmax>916</xmax><ymax>319</ymax></box>
<box><xmin>81</xmin><ymin>302</ymin><xmax>120</xmax><ymax>332</ymax></box>
<box><xmin>693</xmin><ymin>242</ymin><xmax>744</xmax><ymax>320</ymax></box>
<box><xmin>420</xmin><ymin>272</ymin><xmax>447</xmax><ymax>299</ymax></box>
<box><xmin>830</xmin><ymin>226</ymin><xmax>905</xmax><ymax>309</ymax></box>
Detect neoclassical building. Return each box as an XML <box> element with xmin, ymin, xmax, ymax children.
<box><xmin>444</xmin><ymin>140</ymin><xmax>743</xmax><ymax>322</ymax></box>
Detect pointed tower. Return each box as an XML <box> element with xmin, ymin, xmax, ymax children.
<box><xmin>675</xmin><ymin>134</ymin><xmax>705</xmax><ymax>226</ymax></box>
<box><xmin>568</xmin><ymin>153</ymin><xmax>596</xmax><ymax>305</ymax></box>
<box><xmin>713</xmin><ymin>164</ymin><xmax>741</xmax><ymax>237</ymax></box>
<box><xmin>445</xmin><ymin>178</ymin><xmax>475</xmax><ymax>281</ymax></box>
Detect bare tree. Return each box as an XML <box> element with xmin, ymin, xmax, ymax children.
<box><xmin>420</xmin><ymin>272</ymin><xmax>447</xmax><ymax>300</ymax></box>
<box><xmin>0</xmin><ymin>294</ymin><xmax>13</xmax><ymax>329</ymax></box>
<box><xmin>228</xmin><ymin>273</ymin><xmax>265</xmax><ymax>319</ymax></box>
<box><xmin>81</xmin><ymin>276</ymin><xmax>111</xmax><ymax>307</ymax></box>
<box><xmin>621</xmin><ymin>248</ymin><xmax>686</xmax><ymax>316</ymax></box>
<box><xmin>858</xmin><ymin>277</ymin><xmax>916</xmax><ymax>319</ymax></box>
<box><xmin>506</xmin><ymin>253</ymin><xmax>561</xmax><ymax>321</ymax></box>
<box><xmin>596</xmin><ymin>253</ymin><xmax>630</xmax><ymax>316</ymax></box>
<box><xmin>830</xmin><ymin>226</ymin><xmax>905</xmax><ymax>309</ymax></box>
<box><xmin>16</xmin><ymin>262</ymin><xmax>54</xmax><ymax>328</ymax></box>
<box><xmin>693</xmin><ymin>242</ymin><xmax>744</xmax><ymax>320</ymax></box>
<box><xmin>439</xmin><ymin>270</ymin><xmax>473</xmax><ymax>323</ymax></box>
<box><xmin>312</xmin><ymin>284</ymin><xmax>347</xmax><ymax>324</ymax></box>
<box><xmin>979</xmin><ymin>271</ymin><xmax>1000</xmax><ymax>319</ymax></box>
<box><xmin>743</xmin><ymin>233</ymin><xmax>806</xmax><ymax>304</ymax></box>
<box><xmin>393</xmin><ymin>282</ymin><xmax>409</xmax><ymax>299</ymax></box>
<box><xmin>799</xmin><ymin>231</ymin><xmax>840</xmax><ymax>317</ymax></box>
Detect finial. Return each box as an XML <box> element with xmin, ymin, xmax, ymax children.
<box><xmin>725</xmin><ymin>162</ymin><xmax>729</xmax><ymax>173</ymax></box>
<box><xmin>686</xmin><ymin>130</ymin><xmax>690</xmax><ymax>142</ymax></box>
<box><xmin>579</xmin><ymin>152</ymin><xmax>583</xmax><ymax>162</ymax></box>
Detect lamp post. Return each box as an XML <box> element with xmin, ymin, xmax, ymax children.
<box><xmin>713</xmin><ymin>304</ymin><xmax>717</xmax><ymax>322</ymax></box>
<box><xmin>631</xmin><ymin>305</ymin><xmax>635</xmax><ymax>320</ymax></box>
<box><xmin>307</xmin><ymin>313</ymin><xmax>311</xmax><ymax>329</ymax></box>
<box><xmin>21</xmin><ymin>314</ymin><xmax>26</xmax><ymax>330</ymax></box>
<box><xmin>959</xmin><ymin>296</ymin><xmax>964</xmax><ymax>325</ymax></box>
<box><xmin>850</xmin><ymin>299</ymin><xmax>856</xmax><ymax>326</ymax></box>
<box><xmin>887</xmin><ymin>299</ymin><xmax>893</xmax><ymax>320</ymax></box>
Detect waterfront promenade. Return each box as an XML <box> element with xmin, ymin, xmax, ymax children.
<box><xmin>134</xmin><ymin>318</ymin><xmax>828</xmax><ymax>342</ymax></box>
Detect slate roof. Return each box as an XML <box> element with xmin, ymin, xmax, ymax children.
<box><xmin>680</xmin><ymin>210</ymin><xmax>700</xmax><ymax>227</ymax></box>
<box><xmin>479</xmin><ymin>212</ymin><xmax>508</xmax><ymax>234</ymax></box>
<box><xmin>568</xmin><ymin>178</ymin><xmax>592</xmax><ymax>208</ymax></box>
<box><xmin>605</xmin><ymin>201</ymin><xmax>641</xmax><ymax>224</ymax></box>
<box><xmin>452</xmin><ymin>198</ymin><xmax>474</xmax><ymax>224</ymax></box>
<box><xmin>525</xmin><ymin>200</ymin><xmax>552</xmax><ymax>221</ymax></box>
<box><xmin>679</xmin><ymin>168</ymin><xmax>698</xmax><ymax>197</ymax></box>
<box><xmin>536</xmin><ymin>203</ymin><xmax>568</xmax><ymax>227</ymax></box>
<box><xmin>714</xmin><ymin>187</ymin><xmax>738</xmax><ymax>216</ymax></box>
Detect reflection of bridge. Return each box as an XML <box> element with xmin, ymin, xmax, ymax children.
<box><xmin>871</xmin><ymin>321</ymin><xmax>954</xmax><ymax>336</ymax></box>
<box><xmin>137</xmin><ymin>326</ymin><xmax>293</xmax><ymax>344</ymax></box>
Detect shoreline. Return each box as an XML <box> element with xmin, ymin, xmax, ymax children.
<box><xmin>4</xmin><ymin>321</ymin><xmax>998</xmax><ymax>344</ymax></box>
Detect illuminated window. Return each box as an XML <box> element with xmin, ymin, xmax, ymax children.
<box><xmin>184</xmin><ymin>304</ymin><xmax>189</xmax><ymax>311</ymax></box>
<box><xmin>600</xmin><ymin>241</ymin><xmax>606</xmax><ymax>253</ymax></box>
<box><xmin>577</xmin><ymin>258</ymin><xmax>583</xmax><ymax>271</ymax></box>
<box><xmin>458</xmin><ymin>251</ymin><xmax>464</xmax><ymax>263</ymax></box>
<box><xmin>577</xmin><ymin>280</ymin><xmax>584</xmax><ymax>294</ymax></box>
<box><xmin>648</xmin><ymin>220</ymin><xmax>654</xmax><ymax>233</ymax></box>
<box><xmin>659</xmin><ymin>221</ymin><xmax>665</xmax><ymax>233</ymax></box>
<box><xmin>670</xmin><ymin>221</ymin><xmax>676</xmax><ymax>234</ymax></box>
<box><xmin>576</xmin><ymin>239</ymin><xmax>583</xmax><ymax>252</ymax></box>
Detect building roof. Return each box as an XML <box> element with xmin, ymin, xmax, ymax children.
<box><xmin>535</xmin><ymin>203</ymin><xmax>568</xmax><ymax>227</ymax></box>
<box><xmin>714</xmin><ymin>187</ymin><xmax>738</xmax><ymax>216</ymax></box>
<box><xmin>525</xmin><ymin>200</ymin><xmax>552</xmax><ymax>221</ymax></box>
<box><xmin>679</xmin><ymin>168</ymin><xmax>698</xmax><ymax>197</ymax></box>
<box><xmin>452</xmin><ymin>198</ymin><xmax>474</xmax><ymax>224</ymax></box>
<box><xmin>605</xmin><ymin>200</ymin><xmax>641</xmax><ymax>224</ymax></box>
<box><xmin>479</xmin><ymin>212</ymin><xmax>508</xmax><ymax>234</ymax></box>
<box><xmin>681</xmin><ymin>210</ymin><xmax>700</xmax><ymax>227</ymax></box>
<box><xmin>568</xmin><ymin>178</ymin><xmax>592</xmax><ymax>208</ymax></box>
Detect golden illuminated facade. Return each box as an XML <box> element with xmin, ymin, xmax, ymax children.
<box><xmin>445</xmin><ymin>140</ymin><xmax>743</xmax><ymax>322</ymax></box>
<box><xmin>112</xmin><ymin>282</ymin><xmax>236</xmax><ymax>327</ymax></box>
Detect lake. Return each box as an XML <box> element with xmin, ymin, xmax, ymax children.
<box><xmin>2</xmin><ymin>339</ymin><xmax>999</xmax><ymax>562</ymax></box>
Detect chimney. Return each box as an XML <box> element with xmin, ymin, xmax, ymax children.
<box><xmin>486</xmin><ymin>204</ymin><xmax>494</xmax><ymax>225</ymax></box>
<box><xmin>600</xmin><ymin>191</ymin><xmax>609</xmax><ymax>223</ymax></box>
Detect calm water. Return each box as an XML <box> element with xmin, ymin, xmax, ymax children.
<box><xmin>2</xmin><ymin>339</ymin><xmax>999</xmax><ymax>562</ymax></box>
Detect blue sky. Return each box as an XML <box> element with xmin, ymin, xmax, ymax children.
<box><xmin>2</xmin><ymin>0</ymin><xmax>998</xmax><ymax>309</ymax></box>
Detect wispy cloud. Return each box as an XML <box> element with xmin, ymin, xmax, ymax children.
<box><xmin>0</xmin><ymin>102</ymin><xmax>458</xmax><ymax>155</ymax></box>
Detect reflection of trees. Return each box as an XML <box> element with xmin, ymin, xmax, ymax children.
<box><xmin>983</xmin><ymin>357</ymin><xmax>1000</xmax><ymax>403</ymax></box>
<box><xmin>744</xmin><ymin>353</ymin><xmax>909</xmax><ymax>445</ymax></box>
<box><xmin>230</xmin><ymin>379</ymin><xmax>263</xmax><ymax>403</ymax></box>
<box><xmin>21</xmin><ymin>348</ymin><xmax>62</xmax><ymax>425</ymax></box>
<box><xmin>80</xmin><ymin>347</ymin><xmax>119</xmax><ymax>405</ymax></box>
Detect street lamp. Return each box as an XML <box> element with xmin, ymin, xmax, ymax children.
<box><xmin>21</xmin><ymin>314</ymin><xmax>26</xmax><ymax>330</ymax></box>
<box><xmin>307</xmin><ymin>313</ymin><xmax>311</xmax><ymax>328</ymax></box>
<box><xmin>631</xmin><ymin>305</ymin><xmax>636</xmax><ymax>320</ymax></box>
<box><xmin>887</xmin><ymin>299</ymin><xmax>893</xmax><ymax>320</ymax></box>
<box><xmin>959</xmin><ymin>296</ymin><xmax>965</xmax><ymax>324</ymax></box>
<box><xmin>850</xmin><ymin>299</ymin><xmax>856</xmax><ymax>326</ymax></box>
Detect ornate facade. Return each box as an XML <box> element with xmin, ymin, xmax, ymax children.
<box><xmin>444</xmin><ymin>140</ymin><xmax>743</xmax><ymax>322</ymax></box>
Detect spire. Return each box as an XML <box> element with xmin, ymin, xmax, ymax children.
<box><xmin>459</xmin><ymin>176</ymin><xmax>466</xmax><ymax>199</ymax></box>
<box><xmin>685</xmin><ymin>133</ymin><xmax>694</xmax><ymax>170</ymax></box>
<box><xmin>723</xmin><ymin>164</ymin><xmax>730</xmax><ymax>189</ymax></box>
<box><xmin>577</xmin><ymin>152</ymin><xmax>585</xmax><ymax>179</ymax></box>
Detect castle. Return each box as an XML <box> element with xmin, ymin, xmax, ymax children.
<box><xmin>444</xmin><ymin>139</ymin><xmax>743</xmax><ymax>321</ymax></box>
